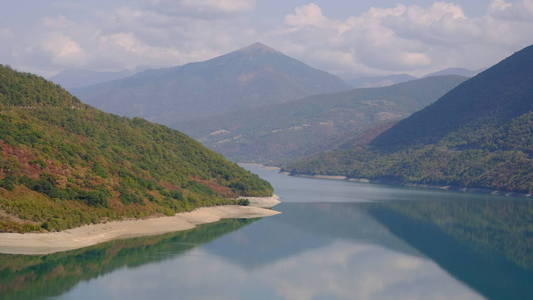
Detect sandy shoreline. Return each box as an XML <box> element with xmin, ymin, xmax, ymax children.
<box><xmin>241</xmin><ymin>194</ymin><xmax>281</xmax><ymax>208</ymax></box>
<box><xmin>239</xmin><ymin>163</ymin><xmax>281</xmax><ymax>171</ymax></box>
<box><xmin>0</xmin><ymin>195</ymin><xmax>281</xmax><ymax>255</ymax></box>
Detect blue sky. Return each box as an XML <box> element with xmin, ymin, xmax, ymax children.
<box><xmin>1</xmin><ymin>0</ymin><xmax>532</xmax><ymax>78</ymax></box>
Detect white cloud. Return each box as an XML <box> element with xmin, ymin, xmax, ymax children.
<box><xmin>144</xmin><ymin>0</ymin><xmax>255</xmax><ymax>17</ymax></box>
<box><xmin>41</xmin><ymin>33</ymin><xmax>87</xmax><ymax>66</ymax></box>
<box><xmin>277</xmin><ymin>3</ymin><xmax>436</xmax><ymax>72</ymax></box>
<box><xmin>96</xmin><ymin>32</ymin><xmax>181</xmax><ymax>68</ymax></box>
<box><xmin>180</xmin><ymin>0</ymin><xmax>255</xmax><ymax>12</ymax></box>
<box><xmin>0</xmin><ymin>27</ymin><xmax>14</xmax><ymax>39</ymax></box>
<box><xmin>272</xmin><ymin>1</ymin><xmax>533</xmax><ymax>77</ymax></box>
<box><xmin>42</xmin><ymin>15</ymin><xmax>75</xmax><ymax>29</ymax></box>
<box><xmin>2</xmin><ymin>1</ymin><xmax>533</xmax><ymax>78</ymax></box>
<box><xmin>284</xmin><ymin>3</ymin><xmax>330</xmax><ymax>27</ymax></box>
<box><xmin>2</xmin><ymin>5</ymin><xmax>258</xmax><ymax>75</ymax></box>
<box><xmin>489</xmin><ymin>0</ymin><xmax>533</xmax><ymax>21</ymax></box>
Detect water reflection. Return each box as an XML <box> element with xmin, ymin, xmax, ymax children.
<box><xmin>368</xmin><ymin>198</ymin><xmax>533</xmax><ymax>300</ymax></box>
<box><xmin>203</xmin><ymin>203</ymin><xmax>419</xmax><ymax>270</ymax></box>
<box><xmin>204</xmin><ymin>200</ymin><xmax>533</xmax><ymax>300</ymax></box>
<box><xmin>0</xmin><ymin>168</ymin><xmax>532</xmax><ymax>300</ymax></box>
<box><xmin>0</xmin><ymin>219</ymin><xmax>256</xmax><ymax>300</ymax></box>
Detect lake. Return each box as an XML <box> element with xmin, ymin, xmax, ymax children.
<box><xmin>1</xmin><ymin>164</ymin><xmax>532</xmax><ymax>300</ymax></box>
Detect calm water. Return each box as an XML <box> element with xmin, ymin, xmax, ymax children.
<box><xmin>1</xmin><ymin>165</ymin><xmax>532</xmax><ymax>300</ymax></box>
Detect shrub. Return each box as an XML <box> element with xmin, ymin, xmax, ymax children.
<box><xmin>76</xmin><ymin>189</ymin><xmax>110</xmax><ymax>207</ymax></box>
<box><xmin>184</xmin><ymin>181</ymin><xmax>215</xmax><ymax>196</ymax></box>
<box><xmin>237</xmin><ymin>199</ymin><xmax>250</xmax><ymax>206</ymax></box>
<box><xmin>119</xmin><ymin>188</ymin><xmax>144</xmax><ymax>205</ymax></box>
<box><xmin>0</xmin><ymin>175</ymin><xmax>15</xmax><ymax>191</ymax></box>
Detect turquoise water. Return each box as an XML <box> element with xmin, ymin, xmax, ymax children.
<box><xmin>1</xmin><ymin>165</ymin><xmax>531</xmax><ymax>300</ymax></box>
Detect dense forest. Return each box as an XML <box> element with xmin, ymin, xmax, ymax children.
<box><xmin>0</xmin><ymin>65</ymin><xmax>272</xmax><ymax>232</ymax></box>
<box><xmin>285</xmin><ymin>45</ymin><xmax>533</xmax><ymax>194</ymax></box>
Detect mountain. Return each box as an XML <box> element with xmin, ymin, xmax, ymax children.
<box><xmin>373</xmin><ymin>48</ymin><xmax>532</xmax><ymax>149</ymax></box>
<box><xmin>285</xmin><ymin>45</ymin><xmax>533</xmax><ymax>194</ymax></box>
<box><xmin>346</xmin><ymin>68</ymin><xmax>478</xmax><ymax>89</ymax></box>
<box><xmin>348</xmin><ymin>74</ymin><xmax>416</xmax><ymax>88</ymax></box>
<box><xmin>344</xmin><ymin>68</ymin><xmax>476</xmax><ymax>89</ymax></box>
<box><xmin>0</xmin><ymin>65</ymin><xmax>272</xmax><ymax>233</ymax></box>
<box><xmin>177</xmin><ymin>75</ymin><xmax>467</xmax><ymax>163</ymax></box>
<box><xmin>49</xmin><ymin>69</ymin><xmax>135</xmax><ymax>89</ymax></box>
<box><xmin>424</xmin><ymin>67</ymin><xmax>478</xmax><ymax>78</ymax></box>
<box><xmin>71</xmin><ymin>43</ymin><xmax>350</xmax><ymax>124</ymax></box>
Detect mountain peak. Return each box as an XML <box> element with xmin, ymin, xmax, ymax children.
<box><xmin>238</xmin><ymin>42</ymin><xmax>279</xmax><ymax>54</ymax></box>
<box><xmin>372</xmin><ymin>43</ymin><xmax>533</xmax><ymax>149</ymax></box>
<box><xmin>424</xmin><ymin>67</ymin><xmax>478</xmax><ymax>78</ymax></box>
<box><xmin>74</xmin><ymin>43</ymin><xmax>348</xmax><ymax>123</ymax></box>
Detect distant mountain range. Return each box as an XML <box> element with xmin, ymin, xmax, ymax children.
<box><xmin>0</xmin><ymin>65</ymin><xmax>272</xmax><ymax>233</ymax></box>
<box><xmin>71</xmin><ymin>43</ymin><xmax>350</xmax><ymax>124</ymax></box>
<box><xmin>346</xmin><ymin>68</ymin><xmax>478</xmax><ymax>89</ymax></box>
<box><xmin>49</xmin><ymin>69</ymin><xmax>136</xmax><ymax>89</ymax></box>
<box><xmin>57</xmin><ymin>43</ymin><xmax>486</xmax><ymax>169</ymax></box>
<box><xmin>286</xmin><ymin>45</ymin><xmax>533</xmax><ymax>194</ymax></box>
<box><xmin>347</xmin><ymin>74</ymin><xmax>416</xmax><ymax>89</ymax></box>
<box><xmin>177</xmin><ymin>75</ymin><xmax>467</xmax><ymax>163</ymax></box>
<box><xmin>424</xmin><ymin>67</ymin><xmax>480</xmax><ymax>78</ymax></box>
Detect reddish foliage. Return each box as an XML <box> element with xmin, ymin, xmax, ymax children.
<box><xmin>0</xmin><ymin>141</ymin><xmax>72</xmax><ymax>180</ymax></box>
<box><xmin>1</xmin><ymin>141</ymin><xmax>41</xmax><ymax>179</ymax></box>
<box><xmin>159</xmin><ymin>181</ymin><xmax>181</xmax><ymax>191</ymax></box>
<box><xmin>191</xmin><ymin>177</ymin><xmax>237</xmax><ymax>198</ymax></box>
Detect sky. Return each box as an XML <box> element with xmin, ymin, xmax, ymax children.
<box><xmin>1</xmin><ymin>0</ymin><xmax>533</xmax><ymax>78</ymax></box>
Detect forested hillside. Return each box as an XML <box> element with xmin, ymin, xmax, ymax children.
<box><xmin>373</xmin><ymin>45</ymin><xmax>533</xmax><ymax>150</ymax></box>
<box><xmin>0</xmin><ymin>65</ymin><xmax>272</xmax><ymax>232</ymax></box>
<box><xmin>178</xmin><ymin>76</ymin><xmax>466</xmax><ymax>163</ymax></box>
<box><xmin>285</xmin><ymin>45</ymin><xmax>533</xmax><ymax>194</ymax></box>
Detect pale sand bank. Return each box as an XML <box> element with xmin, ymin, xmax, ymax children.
<box><xmin>294</xmin><ymin>174</ymin><xmax>348</xmax><ymax>180</ymax></box>
<box><xmin>313</xmin><ymin>175</ymin><xmax>347</xmax><ymax>180</ymax></box>
<box><xmin>240</xmin><ymin>194</ymin><xmax>281</xmax><ymax>208</ymax></box>
<box><xmin>0</xmin><ymin>198</ymin><xmax>280</xmax><ymax>255</ymax></box>
<box><xmin>238</xmin><ymin>163</ymin><xmax>281</xmax><ymax>171</ymax></box>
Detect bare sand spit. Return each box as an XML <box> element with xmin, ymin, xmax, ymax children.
<box><xmin>0</xmin><ymin>196</ymin><xmax>280</xmax><ymax>255</ymax></box>
<box><xmin>240</xmin><ymin>194</ymin><xmax>281</xmax><ymax>208</ymax></box>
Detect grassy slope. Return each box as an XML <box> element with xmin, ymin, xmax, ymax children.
<box><xmin>285</xmin><ymin>46</ymin><xmax>533</xmax><ymax>194</ymax></box>
<box><xmin>0</xmin><ymin>65</ymin><xmax>272</xmax><ymax>232</ymax></box>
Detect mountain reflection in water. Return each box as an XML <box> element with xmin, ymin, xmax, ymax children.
<box><xmin>0</xmin><ymin>179</ymin><xmax>532</xmax><ymax>300</ymax></box>
<box><xmin>0</xmin><ymin>219</ymin><xmax>256</xmax><ymax>300</ymax></box>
